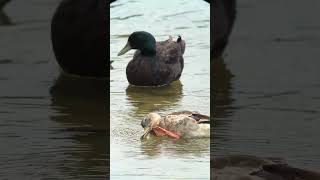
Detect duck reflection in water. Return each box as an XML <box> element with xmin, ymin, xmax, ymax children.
<box><xmin>125</xmin><ymin>80</ymin><xmax>183</xmax><ymax>117</ymax></box>
<box><xmin>212</xmin><ymin>56</ymin><xmax>234</xmax><ymax>147</ymax></box>
<box><xmin>49</xmin><ymin>74</ymin><xmax>108</xmax><ymax>177</ymax></box>
<box><xmin>50</xmin><ymin>74</ymin><xmax>108</xmax><ymax>130</ymax></box>
<box><xmin>140</xmin><ymin>137</ymin><xmax>209</xmax><ymax>158</ymax></box>
<box><xmin>212</xmin><ymin>57</ymin><xmax>234</xmax><ymax>124</ymax></box>
<box><xmin>212</xmin><ymin>0</ymin><xmax>236</xmax><ymax>129</ymax></box>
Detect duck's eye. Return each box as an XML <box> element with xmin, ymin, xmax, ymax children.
<box><xmin>141</xmin><ymin>118</ymin><xmax>147</xmax><ymax>128</ymax></box>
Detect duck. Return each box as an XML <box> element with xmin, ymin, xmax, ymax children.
<box><xmin>117</xmin><ymin>31</ymin><xmax>185</xmax><ymax>86</ymax></box>
<box><xmin>0</xmin><ymin>0</ymin><xmax>10</xmax><ymax>10</ymax></box>
<box><xmin>140</xmin><ymin>111</ymin><xmax>210</xmax><ymax>140</ymax></box>
<box><xmin>51</xmin><ymin>0</ymin><xmax>108</xmax><ymax>77</ymax></box>
<box><xmin>213</xmin><ymin>0</ymin><xmax>236</xmax><ymax>58</ymax></box>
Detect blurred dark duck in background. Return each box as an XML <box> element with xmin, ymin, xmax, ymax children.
<box><xmin>51</xmin><ymin>0</ymin><xmax>107</xmax><ymax>77</ymax></box>
<box><xmin>0</xmin><ymin>0</ymin><xmax>11</xmax><ymax>25</ymax></box>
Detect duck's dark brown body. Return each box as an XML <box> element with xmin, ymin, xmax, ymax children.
<box><xmin>213</xmin><ymin>0</ymin><xmax>236</xmax><ymax>58</ymax></box>
<box><xmin>126</xmin><ymin>37</ymin><xmax>185</xmax><ymax>86</ymax></box>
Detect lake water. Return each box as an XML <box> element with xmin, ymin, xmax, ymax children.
<box><xmin>0</xmin><ymin>1</ymin><xmax>108</xmax><ymax>179</ymax></box>
<box><xmin>3</xmin><ymin>0</ymin><xmax>318</xmax><ymax>179</ymax></box>
<box><xmin>213</xmin><ymin>0</ymin><xmax>320</xmax><ymax>172</ymax></box>
<box><xmin>110</xmin><ymin>0</ymin><xmax>210</xmax><ymax>179</ymax></box>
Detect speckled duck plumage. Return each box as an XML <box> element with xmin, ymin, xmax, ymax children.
<box><xmin>140</xmin><ymin>111</ymin><xmax>210</xmax><ymax>140</ymax></box>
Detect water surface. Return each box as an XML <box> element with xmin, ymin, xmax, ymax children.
<box><xmin>213</xmin><ymin>0</ymin><xmax>320</xmax><ymax>171</ymax></box>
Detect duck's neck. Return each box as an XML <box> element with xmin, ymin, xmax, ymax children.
<box><xmin>140</xmin><ymin>42</ymin><xmax>156</xmax><ymax>56</ymax></box>
<box><xmin>141</xmin><ymin>49</ymin><xmax>156</xmax><ymax>56</ymax></box>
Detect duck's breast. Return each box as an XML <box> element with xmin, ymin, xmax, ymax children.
<box><xmin>126</xmin><ymin>54</ymin><xmax>158</xmax><ymax>86</ymax></box>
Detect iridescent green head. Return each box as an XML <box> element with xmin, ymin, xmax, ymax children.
<box><xmin>118</xmin><ymin>31</ymin><xmax>156</xmax><ymax>56</ymax></box>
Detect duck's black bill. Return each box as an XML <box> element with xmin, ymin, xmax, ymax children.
<box><xmin>117</xmin><ymin>42</ymin><xmax>132</xmax><ymax>56</ymax></box>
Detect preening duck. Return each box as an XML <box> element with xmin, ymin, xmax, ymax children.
<box><xmin>118</xmin><ymin>31</ymin><xmax>185</xmax><ymax>86</ymax></box>
<box><xmin>140</xmin><ymin>111</ymin><xmax>210</xmax><ymax>140</ymax></box>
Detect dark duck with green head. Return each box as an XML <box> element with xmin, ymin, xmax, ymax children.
<box><xmin>51</xmin><ymin>0</ymin><xmax>107</xmax><ymax>77</ymax></box>
<box><xmin>118</xmin><ymin>31</ymin><xmax>185</xmax><ymax>86</ymax></box>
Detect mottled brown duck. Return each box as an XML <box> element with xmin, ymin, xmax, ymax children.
<box><xmin>140</xmin><ymin>111</ymin><xmax>210</xmax><ymax>140</ymax></box>
<box><xmin>118</xmin><ymin>31</ymin><xmax>185</xmax><ymax>86</ymax></box>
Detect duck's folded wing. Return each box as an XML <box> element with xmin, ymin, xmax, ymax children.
<box><xmin>156</xmin><ymin>40</ymin><xmax>184</xmax><ymax>64</ymax></box>
<box><xmin>151</xmin><ymin>36</ymin><xmax>185</xmax><ymax>84</ymax></box>
<box><xmin>190</xmin><ymin>113</ymin><xmax>210</xmax><ymax>124</ymax></box>
<box><xmin>168</xmin><ymin>111</ymin><xmax>210</xmax><ymax>124</ymax></box>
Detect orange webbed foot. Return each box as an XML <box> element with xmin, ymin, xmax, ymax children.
<box><xmin>153</xmin><ymin>126</ymin><xmax>180</xmax><ymax>139</ymax></box>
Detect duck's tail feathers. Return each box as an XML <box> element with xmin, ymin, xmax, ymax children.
<box><xmin>177</xmin><ymin>35</ymin><xmax>182</xmax><ymax>43</ymax></box>
<box><xmin>176</xmin><ymin>35</ymin><xmax>185</xmax><ymax>54</ymax></box>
